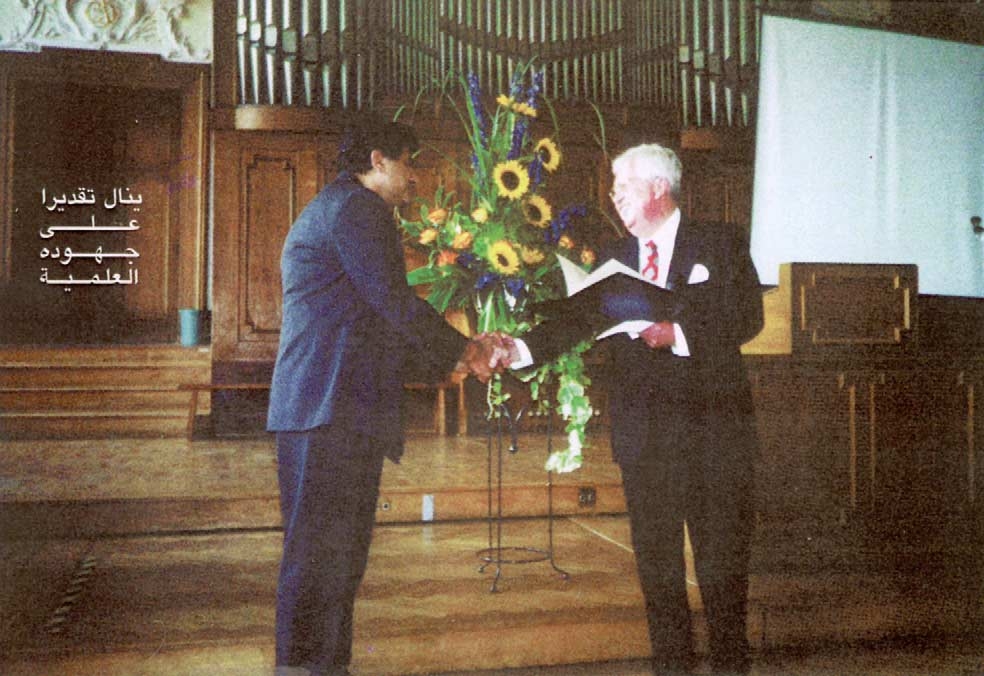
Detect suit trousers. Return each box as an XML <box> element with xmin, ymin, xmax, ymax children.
<box><xmin>275</xmin><ymin>424</ymin><xmax>384</xmax><ymax>675</ymax></box>
<box><xmin>620</xmin><ymin>418</ymin><xmax>752</xmax><ymax>675</ymax></box>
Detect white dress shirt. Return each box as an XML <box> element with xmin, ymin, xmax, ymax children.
<box><xmin>637</xmin><ymin>209</ymin><xmax>689</xmax><ymax>356</ymax></box>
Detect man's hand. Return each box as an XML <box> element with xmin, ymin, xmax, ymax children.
<box><xmin>454</xmin><ymin>332</ymin><xmax>516</xmax><ymax>382</ymax></box>
<box><xmin>483</xmin><ymin>332</ymin><xmax>518</xmax><ymax>371</ymax></box>
<box><xmin>640</xmin><ymin>321</ymin><xmax>675</xmax><ymax>349</ymax></box>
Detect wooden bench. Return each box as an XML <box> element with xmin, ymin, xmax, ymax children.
<box><xmin>179</xmin><ymin>379</ymin><xmax>467</xmax><ymax>440</ymax></box>
<box><xmin>403</xmin><ymin>378</ymin><xmax>468</xmax><ymax>437</ymax></box>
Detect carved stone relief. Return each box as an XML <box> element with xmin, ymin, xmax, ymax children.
<box><xmin>0</xmin><ymin>0</ymin><xmax>211</xmax><ymax>63</ymax></box>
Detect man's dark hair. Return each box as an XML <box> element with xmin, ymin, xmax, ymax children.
<box><xmin>336</xmin><ymin>114</ymin><xmax>419</xmax><ymax>175</ymax></box>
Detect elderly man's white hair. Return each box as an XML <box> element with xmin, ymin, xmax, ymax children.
<box><xmin>612</xmin><ymin>143</ymin><xmax>683</xmax><ymax>199</ymax></box>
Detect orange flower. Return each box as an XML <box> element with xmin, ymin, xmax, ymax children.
<box><xmin>521</xmin><ymin>245</ymin><xmax>545</xmax><ymax>265</ymax></box>
<box><xmin>580</xmin><ymin>248</ymin><xmax>596</xmax><ymax>266</ymax></box>
<box><xmin>427</xmin><ymin>208</ymin><xmax>448</xmax><ymax>225</ymax></box>
<box><xmin>436</xmin><ymin>250</ymin><xmax>459</xmax><ymax>266</ymax></box>
<box><xmin>471</xmin><ymin>207</ymin><xmax>489</xmax><ymax>224</ymax></box>
<box><xmin>558</xmin><ymin>235</ymin><xmax>575</xmax><ymax>249</ymax></box>
<box><xmin>419</xmin><ymin>228</ymin><xmax>438</xmax><ymax>245</ymax></box>
<box><xmin>452</xmin><ymin>231</ymin><xmax>474</xmax><ymax>250</ymax></box>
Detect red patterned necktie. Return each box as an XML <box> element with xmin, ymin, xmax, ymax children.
<box><xmin>642</xmin><ymin>240</ymin><xmax>659</xmax><ymax>282</ymax></box>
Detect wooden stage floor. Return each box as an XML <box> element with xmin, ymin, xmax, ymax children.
<box><xmin>1</xmin><ymin>432</ymin><xmax>982</xmax><ymax>675</ymax></box>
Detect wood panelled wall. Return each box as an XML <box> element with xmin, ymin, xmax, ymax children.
<box><xmin>749</xmin><ymin>356</ymin><xmax>983</xmax><ymax>550</ymax></box>
<box><xmin>212</xmin><ymin>131</ymin><xmax>323</xmax><ymax>362</ymax></box>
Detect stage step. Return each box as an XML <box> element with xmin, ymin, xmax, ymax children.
<box><xmin>0</xmin><ymin>345</ymin><xmax>210</xmax><ymax>439</ymax></box>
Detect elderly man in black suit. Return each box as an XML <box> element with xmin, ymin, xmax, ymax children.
<box><xmin>504</xmin><ymin>142</ymin><xmax>764</xmax><ymax>675</ymax></box>
<box><xmin>267</xmin><ymin>116</ymin><xmax>506</xmax><ymax>676</ymax></box>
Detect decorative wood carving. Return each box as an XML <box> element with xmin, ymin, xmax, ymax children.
<box><xmin>0</xmin><ymin>0</ymin><xmax>211</xmax><ymax>63</ymax></box>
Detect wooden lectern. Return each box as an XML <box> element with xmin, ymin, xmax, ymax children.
<box><xmin>743</xmin><ymin>262</ymin><xmax>918</xmax><ymax>357</ymax></box>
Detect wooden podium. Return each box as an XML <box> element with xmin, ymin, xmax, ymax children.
<box><xmin>737</xmin><ymin>262</ymin><xmax>980</xmax><ymax>543</ymax></box>
<box><xmin>742</xmin><ymin>262</ymin><xmax>918</xmax><ymax>357</ymax></box>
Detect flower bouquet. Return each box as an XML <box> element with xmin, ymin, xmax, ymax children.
<box><xmin>399</xmin><ymin>64</ymin><xmax>603</xmax><ymax>473</ymax></box>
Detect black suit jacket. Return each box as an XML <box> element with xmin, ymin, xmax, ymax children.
<box><xmin>523</xmin><ymin>217</ymin><xmax>764</xmax><ymax>466</ymax></box>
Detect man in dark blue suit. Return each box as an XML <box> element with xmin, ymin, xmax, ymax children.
<box><xmin>504</xmin><ymin>143</ymin><xmax>764</xmax><ymax>675</ymax></box>
<box><xmin>267</xmin><ymin>117</ymin><xmax>502</xmax><ymax>676</ymax></box>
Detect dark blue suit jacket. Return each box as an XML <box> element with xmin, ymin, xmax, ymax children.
<box><xmin>523</xmin><ymin>217</ymin><xmax>764</xmax><ymax>466</ymax></box>
<box><xmin>267</xmin><ymin>173</ymin><xmax>467</xmax><ymax>461</ymax></box>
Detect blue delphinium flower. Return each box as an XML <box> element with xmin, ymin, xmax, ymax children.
<box><xmin>527</xmin><ymin>70</ymin><xmax>543</xmax><ymax>109</ymax></box>
<box><xmin>504</xmin><ymin>276</ymin><xmax>526</xmax><ymax>302</ymax></box>
<box><xmin>509</xmin><ymin>69</ymin><xmax>523</xmax><ymax>98</ymax></box>
<box><xmin>545</xmin><ymin>204</ymin><xmax>587</xmax><ymax>244</ymax></box>
<box><xmin>476</xmin><ymin>271</ymin><xmax>500</xmax><ymax>290</ymax></box>
<box><xmin>545</xmin><ymin>222</ymin><xmax>561</xmax><ymax>245</ymax></box>
<box><xmin>528</xmin><ymin>155</ymin><xmax>544</xmax><ymax>188</ymax></box>
<box><xmin>508</xmin><ymin>119</ymin><xmax>527</xmax><ymax>159</ymax></box>
<box><xmin>508</xmin><ymin>68</ymin><xmax>544</xmax><ymax>160</ymax></box>
<box><xmin>467</xmin><ymin>72</ymin><xmax>489</xmax><ymax>149</ymax></box>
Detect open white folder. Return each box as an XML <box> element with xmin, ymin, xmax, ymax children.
<box><xmin>555</xmin><ymin>255</ymin><xmax>658</xmax><ymax>340</ymax></box>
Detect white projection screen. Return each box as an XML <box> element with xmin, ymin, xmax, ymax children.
<box><xmin>750</xmin><ymin>14</ymin><xmax>984</xmax><ymax>297</ymax></box>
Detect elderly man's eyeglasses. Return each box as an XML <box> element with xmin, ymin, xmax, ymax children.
<box><xmin>608</xmin><ymin>178</ymin><xmax>650</xmax><ymax>201</ymax></box>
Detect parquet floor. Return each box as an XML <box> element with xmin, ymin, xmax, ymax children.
<box><xmin>1</xmin><ymin>433</ymin><xmax>981</xmax><ymax>675</ymax></box>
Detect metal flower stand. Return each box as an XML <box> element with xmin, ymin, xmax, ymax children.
<box><xmin>476</xmin><ymin>404</ymin><xmax>571</xmax><ymax>592</ymax></box>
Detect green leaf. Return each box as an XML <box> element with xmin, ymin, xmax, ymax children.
<box><xmin>406</xmin><ymin>266</ymin><xmax>442</xmax><ymax>286</ymax></box>
<box><xmin>428</xmin><ymin>278</ymin><xmax>457</xmax><ymax>313</ymax></box>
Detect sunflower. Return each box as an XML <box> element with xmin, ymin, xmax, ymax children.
<box><xmin>488</xmin><ymin>240</ymin><xmax>521</xmax><ymax>275</ymax></box>
<box><xmin>522</xmin><ymin>194</ymin><xmax>553</xmax><ymax>228</ymax></box>
<box><xmin>535</xmin><ymin>138</ymin><xmax>561</xmax><ymax>172</ymax></box>
<box><xmin>493</xmin><ymin>160</ymin><xmax>530</xmax><ymax>201</ymax></box>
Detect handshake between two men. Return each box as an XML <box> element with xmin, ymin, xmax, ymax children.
<box><xmin>453</xmin><ymin>332</ymin><xmax>520</xmax><ymax>383</ymax></box>
<box><xmin>452</xmin><ymin>319</ymin><xmax>678</xmax><ymax>384</ymax></box>
<box><xmin>447</xmin><ymin>270</ymin><xmax>683</xmax><ymax>384</ymax></box>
